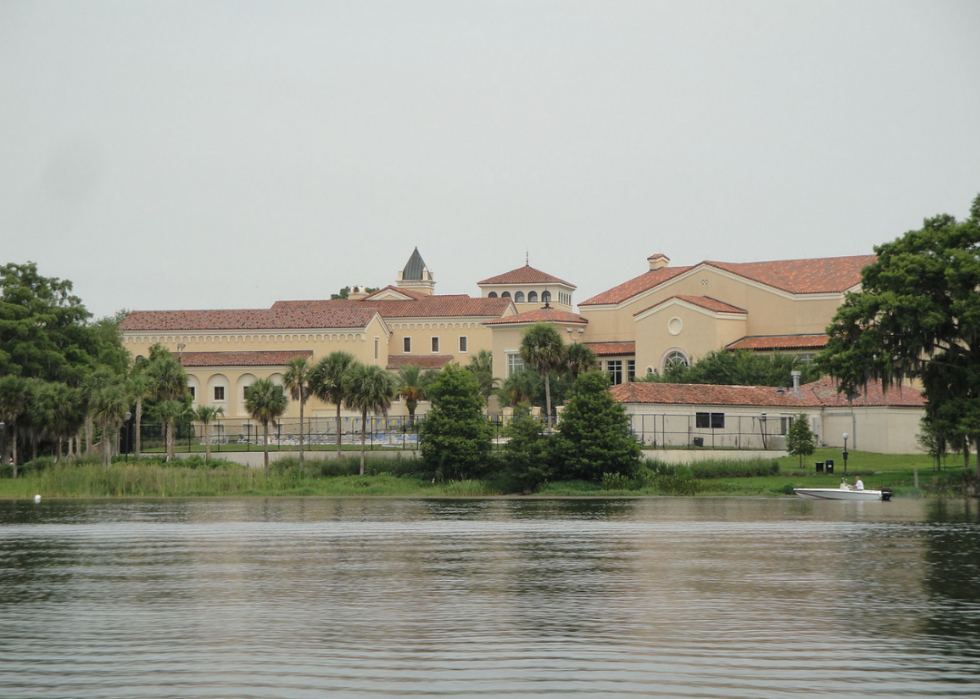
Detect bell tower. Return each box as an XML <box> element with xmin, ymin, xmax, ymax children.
<box><xmin>396</xmin><ymin>247</ymin><xmax>436</xmax><ymax>295</ymax></box>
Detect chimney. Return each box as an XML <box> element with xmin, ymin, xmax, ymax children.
<box><xmin>648</xmin><ymin>253</ymin><xmax>670</xmax><ymax>271</ymax></box>
<box><xmin>791</xmin><ymin>370</ymin><xmax>801</xmax><ymax>396</ymax></box>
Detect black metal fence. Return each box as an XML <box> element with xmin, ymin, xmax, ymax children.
<box><xmin>626</xmin><ymin>413</ymin><xmax>792</xmax><ymax>450</ymax></box>
<box><xmin>120</xmin><ymin>412</ymin><xmax>794</xmax><ymax>455</ymax></box>
<box><xmin>126</xmin><ymin>416</ymin><xmax>512</xmax><ymax>455</ymax></box>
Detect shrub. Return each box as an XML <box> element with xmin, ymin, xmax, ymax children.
<box><xmin>551</xmin><ymin>372</ymin><xmax>641</xmax><ymax>482</ymax></box>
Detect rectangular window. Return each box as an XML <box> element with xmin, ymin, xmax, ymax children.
<box><xmin>780</xmin><ymin>417</ymin><xmax>792</xmax><ymax>435</ymax></box>
<box><xmin>374</xmin><ymin>337</ymin><xmax>379</xmax><ymax>360</ymax></box>
<box><xmin>403</xmin><ymin>337</ymin><xmax>411</xmax><ymax>353</ymax></box>
<box><xmin>214</xmin><ymin>386</ymin><xmax>225</xmax><ymax>401</ymax></box>
<box><xmin>431</xmin><ymin>337</ymin><xmax>440</xmax><ymax>353</ymax></box>
<box><xmin>696</xmin><ymin>412</ymin><xmax>725</xmax><ymax>429</ymax></box>
<box><xmin>189</xmin><ymin>387</ymin><xmax>195</xmax><ymax>399</ymax></box>
<box><xmin>459</xmin><ymin>336</ymin><xmax>468</xmax><ymax>353</ymax></box>
<box><xmin>244</xmin><ymin>387</ymin><xmax>249</xmax><ymax>399</ymax></box>
<box><xmin>606</xmin><ymin>359</ymin><xmax>623</xmax><ymax>385</ymax></box>
<box><xmin>507</xmin><ymin>352</ymin><xmax>524</xmax><ymax>377</ymax></box>
<box><xmin>627</xmin><ymin>359</ymin><xmax>636</xmax><ymax>381</ymax></box>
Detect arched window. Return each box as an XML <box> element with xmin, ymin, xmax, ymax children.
<box><xmin>528</xmin><ymin>291</ymin><xmax>538</xmax><ymax>303</ymax></box>
<box><xmin>541</xmin><ymin>290</ymin><xmax>551</xmax><ymax>304</ymax></box>
<box><xmin>501</xmin><ymin>291</ymin><xmax>511</xmax><ymax>298</ymax></box>
<box><xmin>663</xmin><ymin>351</ymin><xmax>689</xmax><ymax>371</ymax></box>
<box><xmin>488</xmin><ymin>292</ymin><xmax>498</xmax><ymax>298</ymax></box>
<box><xmin>515</xmin><ymin>291</ymin><xmax>525</xmax><ymax>303</ymax></box>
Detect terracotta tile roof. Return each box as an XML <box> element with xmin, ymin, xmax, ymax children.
<box><xmin>611</xmin><ymin>376</ymin><xmax>924</xmax><ymax>409</ymax></box>
<box><xmin>119</xmin><ymin>306</ymin><xmax>380</xmax><ymax>331</ymax></box>
<box><xmin>633</xmin><ymin>295</ymin><xmax>747</xmax><ymax>317</ymax></box>
<box><xmin>386</xmin><ymin>355</ymin><xmax>454</xmax><ymax>370</ymax></box>
<box><xmin>478</xmin><ymin>264</ymin><xmax>575</xmax><ymax>288</ymax></box>
<box><xmin>800</xmin><ymin>376</ymin><xmax>925</xmax><ymax>408</ymax></box>
<box><xmin>580</xmin><ymin>254</ymin><xmax>876</xmax><ymax>306</ymax></box>
<box><xmin>579</xmin><ymin>266</ymin><xmax>693</xmax><ymax>306</ymax></box>
<box><xmin>727</xmin><ymin>335</ymin><xmax>829</xmax><ymax>351</ymax></box>
<box><xmin>584</xmin><ymin>341</ymin><xmax>636</xmax><ymax>356</ymax></box>
<box><xmin>704</xmin><ymin>255</ymin><xmax>876</xmax><ymax>295</ymax></box>
<box><xmin>647</xmin><ymin>253</ymin><xmax>669</xmax><ymax>261</ymax></box>
<box><xmin>362</xmin><ymin>286</ymin><xmax>429</xmax><ymax>301</ymax></box>
<box><xmin>178</xmin><ymin>351</ymin><xmax>313</xmax><ymax>368</ymax></box>
<box><xmin>484</xmin><ymin>307</ymin><xmax>588</xmax><ymax>326</ymax></box>
<box><xmin>611</xmin><ymin>382</ymin><xmax>812</xmax><ymax>407</ymax></box>
<box><xmin>276</xmin><ymin>296</ymin><xmax>511</xmax><ymax>319</ymax></box>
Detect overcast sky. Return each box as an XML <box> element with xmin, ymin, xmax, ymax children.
<box><xmin>2</xmin><ymin>0</ymin><xmax>979</xmax><ymax>319</ymax></box>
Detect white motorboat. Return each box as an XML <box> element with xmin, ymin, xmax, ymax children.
<box><xmin>793</xmin><ymin>486</ymin><xmax>891</xmax><ymax>502</ymax></box>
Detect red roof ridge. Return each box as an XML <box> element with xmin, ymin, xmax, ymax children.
<box><xmin>484</xmin><ymin>307</ymin><xmax>587</xmax><ymax>325</ymax></box>
<box><xmin>478</xmin><ymin>264</ymin><xmax>576</xmax><ymax>288</ymax></box>
<box><xmin>633</xmin><ymin>294</ymin><xmax>747</xmax><ymax>317</ymax></box>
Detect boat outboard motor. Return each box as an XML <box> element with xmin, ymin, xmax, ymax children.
<box><xmin>881</xmin><ymin>488</ymin><xmax>893</xmax><ymax>502</ymax></box>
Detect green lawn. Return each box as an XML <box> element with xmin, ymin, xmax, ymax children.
<box><xmin>0</xmin><ymin>448</ymin><xmax>970</xmax><ymax>500</ymax></box>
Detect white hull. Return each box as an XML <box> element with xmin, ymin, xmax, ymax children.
<box><xmin>793</xmin><ymin>488</ymin><xmax>884</xmax><ymax>502</ymax></box>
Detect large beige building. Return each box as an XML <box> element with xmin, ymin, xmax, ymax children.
<box><xmin>119</xmin><ymin>248</ymin><xmax>879</xmax><ymax>427</ymax></box>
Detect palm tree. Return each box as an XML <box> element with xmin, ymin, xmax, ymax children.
<box><xmin>155</xmin><ymin>400</ymin><xmax>189</xmax><ymax>462</ymax></box>
<box><xmin>90</xmin><ymin>383</ymin><xmax>129</xmax><ymax>467</ymax></box>
<box><xmin>244</xmin><ymin>378</ymin><xmax>289</xmax><ymax>469</ymax></box>
<box><xmin>146</xmin><ymin>346</ymin><xmax>188</xmax><ymax>463</ymax></box>
<box><xmin>498</xmin><ymin>369</ymin><xmax>540</xmax><ymax>408</ymax></box>
<box><xmin>467</xmin><ymin>350</ymin><xmax>498</xmax><ymax>410</ymax></box>
<box><xmin>0</xmin><ymin>375</ymin><xmax>29</xmax><ymax>476</ymax></box>
<box><xmin>282</xmin><ymin>357</ymin><xmax>312</xmax><ymax>466</ymax></box>
<box><xmin>310</xmin><ymin>352</ymin><xmax>358</xmax><ymax>453</ymax></box>
<box><xmin>46</xmin><ymin>383</ymin><xmax>84</xmax><ymax>463</ymax></box>
<box><xmin>520</xmin><ymin>323</ymin><xmax>566</xmax><ymax>426</ymax></box>
<box><xmin>194</xmin><ymin>405</ymin><xmax>225</xmax><ymax>462</ymax></box>
<box><xmin>563</xmin><ymin>343</ymin><xmax>599</xmax><ymax>381</ymax></box>
<box><xmin>343</xmin><ymin>364</ymin><xmax>395</xmax><ymax>475</ymax></box>
<box><xmin>24</xmin><ymin>378</ymin><xmax>49</xmax><ymax>464</ymax></box>
<box><xmin>394</xmin><ymin>364</ymin><xmax>433</xmax><ymax>426</ymax></box>
<box><xmin>81</xmin><ymin>367</ymin><xmax>118</xmax><ymax>455</ymax></box>
<box><xmin>128</xmin><ymin>372</ymin><xmax>153</xmax><ymax>460</ymax></box>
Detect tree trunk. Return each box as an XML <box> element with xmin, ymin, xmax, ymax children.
<box><xmin>360</xmin><ymin>408</ymin><xmax>367</xmax><ymax>476</ymax></box>
<box><xmin>166</xmin><ymin>422</ymin><xmax>174</xmax><ymax>462</ymax></box>
<box><xmin>135</xmin><ymin>398</ymin><xmax>143</xmax><ymax>460</ymax></box>
<box><xmin>85</xmin><ymin>415</ymin><xmax>93</xmax><ymax>454</ymax></box>
<box><xmin>12</xmin><ymin>431</ymin><xmax>19</xmax><ymax>478</ymax></box>
<box><xmin>298</xmin><ymin>398</ymin><xmax>305</xmax><ymax>467</ymax></box>
<box><xmin>204</xmin><ymin>424</ymin><xmax>211</xmax><ymax>462</ymax></box>
<box><xmin>336</xmin><ymin>403</ymin><xmax>343</xmax><ymax>453</ymax></box>
<box><xmin>103</xmin><ymin>422</ymin><xmax>111</xmax><ymax>467</ymax></box>
<box><xmin>263</xmin><ymin>421</ymin><xmax>270</xmax><ymax>469</ymax></box>
<box><xmin>57</xmin><ymin>439</ymin><xmax>63</xmax><ymax>464</ymax></box>
<box><xmin>544</xmin><ymin>375</ymin><xmax>552</xmax><ymax>428</ymax></box>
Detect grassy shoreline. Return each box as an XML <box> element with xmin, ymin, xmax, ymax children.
<box><xmin>0</xmin><ymin>448</ymin><xmax>973</xmax><ymax>500</ymax></box>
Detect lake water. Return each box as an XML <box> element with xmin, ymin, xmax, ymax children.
<box><xmin>2</xmin><ymin>497</ymin><xmax>979</xmax><ymax>698</ymax></box>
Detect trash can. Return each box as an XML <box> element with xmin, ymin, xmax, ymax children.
<box><xmin>826</xmin><ymin>459</ymin><xmax>834</xmax><ymax>475</ymax></box>
<box><xmin>816</xmin><ymin>462</ymin><xmax>824</xmax><ymax>472</ymax></box>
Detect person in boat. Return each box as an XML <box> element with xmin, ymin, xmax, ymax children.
<box><xmin>840</xmin><ymin>478</ymin><xmax>850</xmax><ymax>490</ymax></box>
<box><xmin>854</xmin><ymin>477</ymin><xmax>864</xmax><ymax>491</ymax></box>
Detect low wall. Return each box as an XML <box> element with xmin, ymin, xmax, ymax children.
<box><xmin>174</xmin><ymin>449</ymin><xmax>420</xmax><ymax>468</ymax></box>
<box><xmin>642</xmin><ymin>449</ymin><xmax>787</xmax><ymax>465</ymax></box>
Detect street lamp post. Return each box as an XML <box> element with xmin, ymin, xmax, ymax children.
<box><xmin>842</xmin><ymin>432</ymin><xmax>850</xmax><ymax>473</ymax></box>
